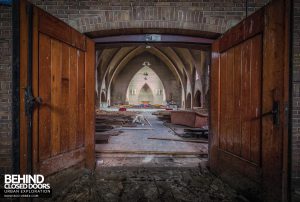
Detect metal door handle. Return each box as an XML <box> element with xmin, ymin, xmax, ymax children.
<box><xmin>261</xmin><ymin>101</ymin><xmax>279</xmax><ymax>127</ymax></box>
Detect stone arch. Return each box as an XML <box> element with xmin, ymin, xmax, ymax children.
<box><xmin>194</xmin><ymin>90</ymin><xmax>201</xmax><ymax>108</ymax></box>
<box><xmin>186</xmin><ymin>93</ymin><xmax>192</xmax><ymax>109</ymax></box>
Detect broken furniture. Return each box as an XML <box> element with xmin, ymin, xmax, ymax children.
<box><xmin>171</xmin><ymin>111</ymin><xmax>208</xmax><ymax>128</ymax></box>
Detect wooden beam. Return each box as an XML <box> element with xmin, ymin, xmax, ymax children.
<box><xmin>40</xmin><ymin>147</ymin><xmax>85</xmax><ymax>176</ymax></box>
<box><xmin>85</xmin><ymin>38</ymin><xmax>95</xmax><ymax>170</ymax></box>
<box><xmin>96</xmin><ymin>150</ymin><xmax>207</xmax><ymax>156</ymax></box>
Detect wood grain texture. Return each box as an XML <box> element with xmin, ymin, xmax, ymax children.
<box><xmin>32</xmin><ymin>6</ymin><xmax>40</xmax><ymax>173</ymax></box>
<box><xmin>20</xmin><ymin>1</ymin><xmax>95</xmax><ymax>176</ymax></box>
<box><xmin>85</xmin><ymin>38</ymin><xmax>95</xmax><ymax>170</ymax></box>
<box><xmin>50</xmin><ymin>39</ymin><xmax>62</xmax><ymax>156</ymax></box>
<box><xmin>38</xmin><ymin>34</ymin><xmax>52</xmax><ymax>161</ymax></box>
<box><xmin>219</xmin><ymin>8</ymin><xmax>264</xmax><ymax>52</ymax></box>
<box><xmin>38</xmin><ymin>8</ymin><xmax>86</xmax><ymax>51</ymax></box>
<box><xmin>262</xmin><ymin>0</ymin><xmax>286</xmax><ymax>200</ymax></box>
<box><xmin>77</xmin><ymin>50</ymin><xmax>85</xmax><ymax>148</ymax></box>
<box><xmin>39</xmin><ymin>147</ymin><xmax>85</xmax><ymax>176</ymax></box>
<box><xmin>210</xmin><ymin>0</ymin><xmax>288</xmax><ymax>201</ymax></box>
<box><xmin>69</xmin><ymin>48</ymin><xmax>78</xmax><ymax>151</ymax></box>
<box><xmin>209</xmin><ymin>41</ymin><xmax>220</xmax><ymax>170</ymax></box>
<box><xmin>60</xmin><ymin>44</ymin><xmax>70</xmax><ymax>153</ymax></box>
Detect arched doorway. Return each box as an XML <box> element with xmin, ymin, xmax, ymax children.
<box><xmin>126</xmin><ymin>65</ymin><xmax>166</xmax><ymax>106</ymax></box>
<box><xmin>138</xmin><ymin>83</ymin><xmax>154</xmax><ymax>105</ymax></box>
<box><xmin>186</xmin><ymin>93</ymin><xmax>192</xmax><ymax>109</ymax></box>
<box><xmin>194</xmin><ymin>90</ymin><xmax>201</xmax><ymax>107</ymax></box>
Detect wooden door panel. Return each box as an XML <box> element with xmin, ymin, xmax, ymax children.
<box><xmin>232</xmin><ymin>45</ymin><xmax>242</xmax><ymax>156</ymax></box>
<box><xmin>69</xmin><ymin>47</ymin><xmax>79</xmax><ymax>151</ymax></box>
<box><xmin>38</xmin><ymin>36</ymin><xmax>87</xmax><ymax>158</ymax></box>
<box><xmin>217</xmin><ymin>35</ymin><xmax>262</xmax><ymax>164</ymax></box>
<box><xmin>38</xmin><ymin>34</ymin><xmax>52</xmax><ymax>161</ymax></box>
<box><xmin>249</xmin><ymin>35</ymin><xmax>262</xmax><ymax>165</ymax></box>
<box><xmin>60</xmin><ymin>44</ymin><xmax>70</xmax><ymax>153</ymax></box>
<box><xmin>77</xmin><ymin>50</ymin><xmax>85</xmax><ymax>148</ymax></box>
<box><xmin>20</xmin><ymin>1</ymin><xmax>95</xmax><ymax>176</ymax></box>
<box><xmin>210</xmin><ymin>0</ymin><xmax>289</xmax><ymax>200</ymax></box>
<box><xmin>50</xmin><ymin>38</ymin><xmax>63</xmax><ymax>157</ymax></box>
<box><xmin>219</xmin><ymin>53</ymin><xmax>227</xmax><ymax>151</ymax></box>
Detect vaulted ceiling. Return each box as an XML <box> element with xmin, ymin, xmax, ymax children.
<box><xmin>96</xmin><ymin>45</ymin><xmax>210</xmax><ymax>99</ymax></box>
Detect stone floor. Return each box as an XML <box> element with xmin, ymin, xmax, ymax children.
<box><xmin>44</xmin><ymin>112</ymin><xmax>245</xmax><ymax>202</ymax></box>
<box><xmin>48</xmin><ymin>166</ymin><xmax>243</xmax><ymax>202</ymax></box>
<box><xmin>95</xmin><ymin>112</ymin><xmax>207</xmax><ymax>155</ymax></box>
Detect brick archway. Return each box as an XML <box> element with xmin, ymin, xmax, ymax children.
<box><xmin>31</xmin><ymin>0</ymin><xmax>270</xmax><ymax>37</ymax></box>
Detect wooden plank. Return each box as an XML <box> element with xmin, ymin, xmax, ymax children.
<box><xmin>32</xmin><ymin>6</ymin><xmax>39</xmax><ymax>172</ymax></box>
<box><xmin>233</xmin><ymin>43</ymin><xmax>242</xmax><ymax>156</ymax></box>
<box><xmin>148</xmin><ymin>137</ymin><xmax>208</xmax><ymax>143</ymax></box>
<box><xmin>219</xmin><ymin>8</ymin><xmax>264</xmax><ymax>52</ymax></box>
<box><xmin>38</xmin><ymin>35</ymin><xmax>52</xmax><ymax>161</ymax></box>
<box><xmin>19</xmin><ymin>0</ymin><xmax>28</xmax><ymax>174</ymax></box>
<box><xmin>85</xmin><ymin>38</ymin><xmax>95</xmax><ymax>169</ymax></box>
<box><xmin>208</xmin><ymin>41</ymin><xmax>220</xmax><ymax>170</ymax></box>
<box><xmin>219</xmin><ymin>52</ymin><xmax>227</xmax><ymax>150</ymax></box>
<box><xmin>120</xmin><ymin>127</ymin><xmax>154</xmax><ymax>130</ymax></box>
<box><xmin>262</xmin><ymin>0</ymin><xmax>285</xmax><ymax>200</ymax></box>
<box><xmin>250</xmin><ymin>35</ymin><xmax>262</xmax><ymax>165</ymax></box>
<box><xmin>77</xmin><ymin>50</ymin><xmax>85</xmax><ymax>148</ymax></box>
<box><xmin>71</xmin><ymin>29</ymin><xmax>86</xmax><ymax>51</ymax></box>
<box><xmin>226</xmin><ymin>48</ymin><xmax>235</xmax><ymax>154</ymax></box>
<box><xmin>40</xmin><ymin>147</ymin><xmax>85</xmax><ymax>176</ymax></box>
<box><xmin>240</xmin><ymin>39</ymin><xmax>251</xmax><ymax>161</ymax></box>
<box><xmin>60</xmin><ymin>44</ymin><xmax>70</xmax><ymax>153</ymax></box>
<box><xmin>69</xmin><ymin>48</ymin><xmax>78</xmax><ymax>150</ymax></box>
<box><xmin>96</xmin><ymin>150</ymin><xmax>208</xmax><ymax>156</ymax></box>
<box><xmin>37</xmin><ymin>7</ymin><xmax>86</xmax><ymax>51</ymax></box>
<box><xmin>50</xmin><ymin>39</ymin><xmax>62</xmax><ymax>156</ymax></box>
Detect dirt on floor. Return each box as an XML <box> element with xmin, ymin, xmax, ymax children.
<box><xmin>46</xmin><ymin>166</ymin><xmax>244</xmax><ymax>202</ymax></box>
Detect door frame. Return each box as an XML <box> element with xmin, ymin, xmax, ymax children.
<box><xmin>11</xmin><ymin>0</ymin><xmax>293</xmax><ymax>200</ymax></box>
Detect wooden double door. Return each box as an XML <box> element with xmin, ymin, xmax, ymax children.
<box><xmin>18</xmin><ymin>0</ymin><xmax>289</xmax><ymax>201</ymax></box>
<box><xmin>19</xmin><ymin>0</ymin><xmax>95</xmax><ymax>176</ymax></box>
<box><xmin>210</xmin><ymin>0</ymin><xmax>290</xmax><ymax>201</ymax></box>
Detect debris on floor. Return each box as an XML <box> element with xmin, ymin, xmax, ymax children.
<box><xmin>152</xmin><ymin>110</ymin><xmax>171</xmax><ymax>122</ymax></box>
<box><xmin>95</xmin><ymin>110</ymin><xmax>138</xmax><ymax>144</ymax></box>
<box><xmin>95</xmin><ymin>112</ymin><xmax>207</xmax><ymax>157</ymax></box>
<box><xmin>47</xmin><ymin>166</ymin><xmax>242</xmax><ymax>202</ymax></box>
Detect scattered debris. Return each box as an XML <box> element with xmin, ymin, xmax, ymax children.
<box><xmin>153</xmin><ymin>110</ymin><xmax>171</xmax><ymax>122</ymax></box>
<box><xmin>147</xmin><ymin>137</ymin><xmax>208</xmax><ymax>143</ymax></box>
<box><xmin>95</xmin><ymin>110</ymin><xmax>137</xmax><ymax>144</ymax></box>
<box><xmin>120</xmin><ymin>127</ymin><xmax>153</xmax><ymax>130</ymax></box>
<box><xmin>132</xmin><ymin>114</ymin><xmax>147</xmax><ymax>125</ymax></box>
<box><xmin>96</xmin><ymin>150</ymin><xmax>207</xmax><ymax>157</ymax></box>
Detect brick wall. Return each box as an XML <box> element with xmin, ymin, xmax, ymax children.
<box><xmin>30</xmin><ymin>0</ymin><xmax>270</xmax><ymax>34</ymax></box>
<box><xmin>292</xmin><ymin>1</ymin><xmax>300</xmax><ymax>181</ymax></box>
<box><xmin>0</xmin><ymin>5</ymin><xmax>12</xmax><ymax>174</ymax></box>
